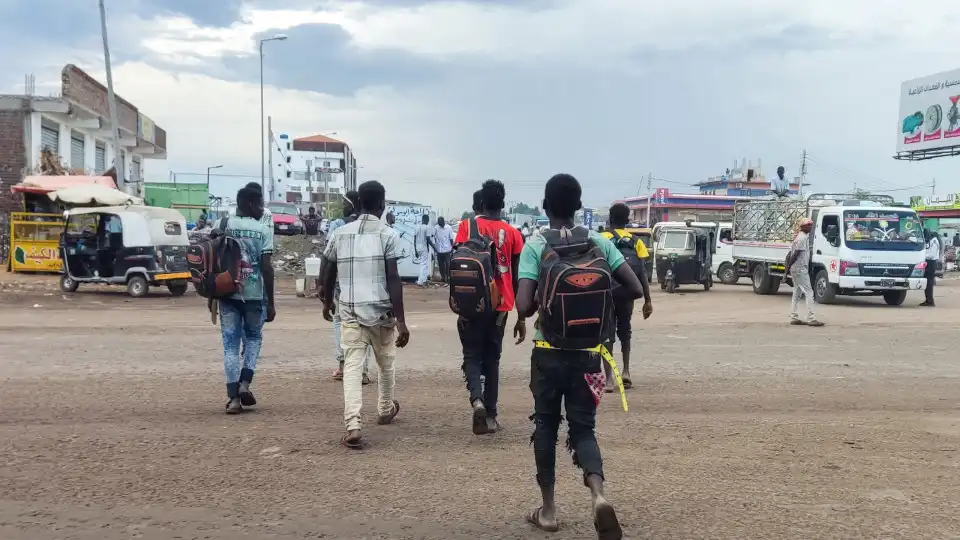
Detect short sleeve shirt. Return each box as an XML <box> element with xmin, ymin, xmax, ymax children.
<box><xmin>454</xmin><ymin>217</ymin><xmax>524</xmax><ymax>311</ymax></box>
<box><xmin>224</xmin><ymin>215</ymin><xmax>274</xmax><ymax>302</ymax></box>
<box><xmin>518</xmin><ymin>227</ymin><xmax>625</xmax><ymax>340</ymax></box>
<box><xmin>601</xmin><ymin>229</ymin><xmax>649</xmax><ymax>258</ymax></box>
<box><xmin>790</xmin><ymin>231</ymin><xmax>810</xmax><ymax>275</ymax></box>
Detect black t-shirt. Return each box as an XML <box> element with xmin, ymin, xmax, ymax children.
<box><xmin>303</xmin><ymin>215</ymin><xmax>320</xmax><ymax>235</ymax></box>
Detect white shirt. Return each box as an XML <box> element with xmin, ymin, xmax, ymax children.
<box><xmin>433</xmin><ymin>224</ymin><xmax>454</xmax><ymax>253</ymax></box>
<box><xmin>926</xmin><ymin>236</ymin><xmax>941</xmax><ymax>260</ymax></box>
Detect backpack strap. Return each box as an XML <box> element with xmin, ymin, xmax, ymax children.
<box><xmin>468</xmin><ymin>218</ymin><xmax>481</xmax><ymax>241</ymax></box>
<box><xmin>610</xmin><ymin>229</ymin><xmax>622</xmax><ymax>241</ymax></box>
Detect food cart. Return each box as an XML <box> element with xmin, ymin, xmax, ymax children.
<box><xmin>8</xmin><ymin>176</ymin><xmax>117</xmax><ymax>273</ymax></box>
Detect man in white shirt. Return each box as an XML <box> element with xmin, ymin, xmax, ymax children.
<box><xmin>922</xmin><ymin>229</ymin><xmax>940</xmax><ymax>307</ymax></box>
<box><xmin>414</xmin><ymin>214</ymin><xmax>435</xmax><ymax>286</ymax></box>
<box><xmin>433</xmin><ymin>217</ymin><xmax>455</xmax><ymax>282</ymax></box>
<box><xmin>786</xmin><ymin>218</ymin><xmax>823</xmax><ymax>326</ymax></box>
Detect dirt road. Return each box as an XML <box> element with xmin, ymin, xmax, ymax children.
<box><xmin>1</xmin><ymin>278</ymin><xmax>959</xmax><ymax>539</ymax></box>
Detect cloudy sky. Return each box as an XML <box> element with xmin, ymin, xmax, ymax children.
<box><xmin>2</xmin><ymin>0</ymin><xmax>959</xmax><ymax>212</ymax></box>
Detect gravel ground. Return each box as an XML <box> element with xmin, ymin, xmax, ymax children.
<box><xmin>1</xmin><ymin>277</ymin><xmax>959</xmax><ymax>539</ymax></box>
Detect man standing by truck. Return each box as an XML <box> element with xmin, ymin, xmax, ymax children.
<box><xmin>921</xmin><ymin>229</ymin><xmax>940</xmax><ymax>307</ymax></box>
<box><xmin>786</xmin><ymin>218</ymin><xmax>824</xmax><ymax>327</ymax></box>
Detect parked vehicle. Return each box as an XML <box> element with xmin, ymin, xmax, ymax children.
<box><xmin>712</xmin><ymin>222</ymin><xmax>751</xmax><ymax>284</ymax></box>
<box><xmin>653</xmin><ymin>222</ymin><xmax>714</xmax><ymax>293</ymax></box>
<box><xmin>268</xmin><ymin>202</ymin><xmax>303</xmax><ymax>235</ymax></box>
<box><xmin>59</xmin><ymin>206</ymin><xmax>191</xmax><ymax>297</ymax></box>
<box><xmin>731</xmin><ymin>193</ymin><xmax>926</xmax><ymax>305</ymax></box>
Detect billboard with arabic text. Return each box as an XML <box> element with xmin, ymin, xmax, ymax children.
<box><xmin>897</xmin><ymin>68</ymin><xmax>960</xmax><ymax>154</ymax></box>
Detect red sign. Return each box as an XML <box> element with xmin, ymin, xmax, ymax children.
<box><xmin>655</xmin><ymin>188</ymin><xmax>670</xmax><ymax>205</ymax></box>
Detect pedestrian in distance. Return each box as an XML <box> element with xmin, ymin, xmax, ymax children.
<box><xmin>516</xmin><ymin>173</ymin><xmax>644</xmax><ymax>539</ymax></box>
<box><xmin>220</xmin><ymin>186</ymin><xmax>276</xmax><ymax>414</ymax></box>
<box><xmin>433</xmin><ymin>216</ymin><xmax>455</xmax><ymax>283</ymax></box>
<box><xmin>321</xmin><ymin>180</ymin><xmax>410</xmax><ymax>449</ymax></box>
<box><xmin>450</xmin><ymin>179</ymin><xmax>526</xmax><ymax>435</ymax></box>
<box><xmin>600</xmin><ymin>203</ymin><xmax>653</xmax><ymax>392</ymax></box>
<box><xmin>786</xmin><ymin>218</ymin><xmax>823</xmax><ymax>326</ymax></box>
<box><xmin>414</xmin><ymin>214</ymin><xmax>436</xmax><ymax>287</ymax></box>
<box><xmin>921</xmin><ymin>229</ymin><xmax>940</xmax><ymax>307</ymax></box>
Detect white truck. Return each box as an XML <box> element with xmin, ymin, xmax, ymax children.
<box><xmin>731</xmin><ymin>193</ymin><xmax>927</xmax><ymax>306</ymax></box>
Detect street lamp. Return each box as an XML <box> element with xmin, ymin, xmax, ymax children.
<box><xmin>260</xmin><ymin>34</ymin><xmax>288</xmax><ymax>193</ymax></box>
<box><xmin>318</xmin><ymin>131</ymin><xmax>337</xmax><ymax>215</ymax></box>
<box><xmin>206</xmin><ymin>164</ymin><xmax>222</xmax><ymax>192</ymax></box>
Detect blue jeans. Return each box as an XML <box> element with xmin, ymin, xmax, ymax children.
<box><xmin>220</xmin><ymin>299</ymin><xmax>265</xmax><ymax>389</ymax></box>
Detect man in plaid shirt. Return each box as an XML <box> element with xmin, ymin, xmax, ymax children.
<box><xmin>321</xmin><ymin>180</ymin><xmax>410</xmax><ymax>449</ymax></box>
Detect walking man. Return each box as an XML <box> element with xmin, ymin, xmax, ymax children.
<box><xmin>787</xmin><ymin>218</ymin><xmax>823</xmax><ymax>326</ymax></box>
<box><xmin>433</xmin><ymin>216</ymin><xmax>455</xmax><ymax>282</ymax></box>
<box><xmin>221</xmin><ymin>186</ymin><xmax>276</xmax><ymax>414</ymax></box>
<box><xmin>453</xmin><ymin>179</ymin><xmax>526</xmax><ymax>434</ymax></box>
<box><xmin>326</xmin><ymin>191</ymin><xmax>370</xmax><ymax>383</ymax></box>
<box><xmin>321</xmin><ymin>181</ymin><xmax>410</xmax><ymax>449</ymax></box>
<box><xmin>601</xmin><ymin>203</ymin><xmax>653</xmax><ymax>392</ymax></box>
<box><xmin>414</xmin><ymin>214</ymin><xmax>435</xmax><ymax>286</ymax></box>
<box><xmin>516</xmin><ymin>173</ymin><xmax>644</xmax><ymax>538</ymax></box>
<box><xmin>921</xmin><ymin>229</ymin><xmax>940</xmax><ymax>307</ymax></box>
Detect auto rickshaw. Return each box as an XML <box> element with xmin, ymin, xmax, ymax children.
<box><xmin>624</xmin><ymin>226</ymin><xmax>653</xmax><ymax>283</ymax></box>
<box><xmin>654</xmin><ymin>223</ymin><xmax>714</xmax><ymax>293</ymax></box>
<box><xmin>59</xmin><ymin>205</ymin><xmax>191</xmax><ymax>297</ymax></box>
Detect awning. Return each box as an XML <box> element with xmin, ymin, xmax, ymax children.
<box><xmin>48</xmin><ymin>184</ymin><xmax>143</xmax><ymax>206</ymax></box>
<box><xmin>11</xmin><ymin>175</ymin><xmax>117</xmax><ymax>195</ymax></box>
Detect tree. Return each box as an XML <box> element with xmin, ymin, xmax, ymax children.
<box><xmin>461</xmin><ymin>210</ymin><xmax>476</xmax><ymax>220</ymax></box>
<box><xmin>508</xmin><ymin>202</ymin><xmax>540</xmax><ymax>215</ymax></box>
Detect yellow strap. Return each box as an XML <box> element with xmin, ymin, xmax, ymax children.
<box><xmin>533</xmin><ymin>341</ymin><xmax>628</xmax><ymax>412</ymax></box>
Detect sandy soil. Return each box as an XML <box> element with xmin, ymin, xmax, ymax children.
<box><xmin>1</xmin><ymin>275</ymin><xmax>959</xmax><ymax>539</ymax></box>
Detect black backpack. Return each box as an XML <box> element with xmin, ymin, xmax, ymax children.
<box><xmin>536</xmin><ymin>226</ymin><xmax>615</xmax><ymax>349</ymax></box>
<box><xmin>610</xmin><ymin>230</ymin><xmax>645</xmax><ymax>281</ymax></box>
<box><xmin>187</xmin><ymin>217</ymin><xmax>244</xmax><ymax>298</ymax></box>
<box><xmin>448</xmin><ymin>219</ymin><xmax>501</xmax><ymax>318</ymax></box>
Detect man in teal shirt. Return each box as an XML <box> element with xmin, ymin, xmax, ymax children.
<box><xmin>516</xmin><ymin>173</ymin><xmax>644</xmax><ymax>539</ymax></box>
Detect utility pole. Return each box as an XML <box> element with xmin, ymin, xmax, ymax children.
<box><xmin>932</xmin><ymin>178</ymin><xmax>936</xmax><ymax>196</ymax></box>
<box><xmin>267</xmin><ymin>116</ymin><xmax>274</xmax><ymax>202</ymax></box>
<box><xmin>645</xmin><ymin>172</ymin><xmax>653</xmax><ymax>226</ymax></box>
<box><xmin>98</xmin><ymin>0</ymin><xmax>125</xmax><ymax>192</ymax></box>
<box><xmin>305</xmin><ymin>160</ymin><xmax>313</xmax><ymax>193</ymax></box>
<box><xmin>799</xmin><ymin>149</ymin><xmax>807</xmax><ymax>197</ymax></box>
<box><xmin>323</xmin><ymin>140</ymin><xmax>331</xmax><ymax>217</ymax></box>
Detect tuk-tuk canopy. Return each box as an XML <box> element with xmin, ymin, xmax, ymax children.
<box><xmin>12</xmin><ymin>175</ymin><xmax>116</xmax><ymax>194</ymax></box>
<box><xmin>66</xmin><ymin>205</ymin><xmax>189</xmax><ymax>247</ymax></box>
<box><xmin>48</xmin><ymin>184</ymin><xmax>143</xmax><ymax>206</ymax></box>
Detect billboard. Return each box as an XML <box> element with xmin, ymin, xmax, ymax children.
<box><xmin>897</xmin><ymin>68</ymin><xmax>960</xmax><ymax>155</ymax></box>
<box><xmin>910</xmin><ymin>193</ymin><xmax>960</xmax><ymax>211</ymax></box>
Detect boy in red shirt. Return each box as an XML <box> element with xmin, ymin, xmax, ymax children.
<box><xmin>454</xmin><ymin>180</ymin><xmax>526</xmax><ymax>434</ymax></box>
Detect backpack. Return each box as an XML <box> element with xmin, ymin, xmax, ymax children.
<box><xmin>187</xmin><ymin>217</ymin><xmax>243</xmax><ymax>298</ymax></box>
<box><xmin>610</xmin><ymin>230</ymin><xmax>644</xmax><ymax>281</ymax></box>
<box><xmin>536</xmin><ymin>227</ymin><xmax>615</xmax><ymax>349</ymax></box>
<box><xmin>448</xmin><ymin>218</ymin><xmax>501</xmax><ymax>317</ymax></box>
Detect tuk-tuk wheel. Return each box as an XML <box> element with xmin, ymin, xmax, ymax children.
<box><xmin>127</xmin><ymin>275</ymin><xmax>149</xmax><ymax>298</ymax></box>
<box><xmin>167</xmin><ymin>283</ymin><xmax>188</xmax><ymax>297</ymax></box>
<box><xmin>60</xmin><ymin>275</ymin><xmax>79</xmax><ymax>293</ymax></box>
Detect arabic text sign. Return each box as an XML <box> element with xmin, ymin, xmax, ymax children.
<box><xmin>910</xmin><ymin>192</ymin><xmax>960</xmax><ymax>211</ymax></box>
<box><xmin>897</xmin><ymin>67</ymin><xmax>960</xmax><ymax>153</ymax></box>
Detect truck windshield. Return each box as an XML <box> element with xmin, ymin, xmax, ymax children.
<box><xmin>842</xmin><ymin>210</ymin><xmax>923</xmax><ymax>251</ymax></box>
<box><xmin>660</xmin><ymin>230</ymin><xmax>691</xmax><ymax>249</ymax></box>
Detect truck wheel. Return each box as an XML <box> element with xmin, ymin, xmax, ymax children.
<box><xmin>752</xmin><ymin>265</ymin><xmax>771</xmax><ymax>294</ymax></box>
<box><xmin>882</xmin><ymin>290</ymin><xmax>907</xmax><ymax>306</ymax></box>
<box><xmin>768</xmin><ymin>276</ymin><xmax>781</xmax><ymax>295</ymax></box>
<box><xmin>60</xmin><ymin>275</ymin><xmax>79</xmax><ymax>293</ymax></box>
<box><xmin>127</xmin><ymin>275</ymin><xmax>149</xmax><ymax>298</ymax></box>
<box><xmin>813</xmin><ymin>270</ymin><xmax>837</xmax><ymax>304</ymax></box>
<box><xmin>718</xmin><ymin>263</ymin><xmax>739</xmax><ymax>285</ymax></box>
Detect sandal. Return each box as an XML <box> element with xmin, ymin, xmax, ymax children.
<box><xmin>341</xmin><ymin>431</ymin><xmax>363</xmax><ymax>450</ymax></box>
<box><xmin>377</xmin><ymin>400</ymin><xmax>400</xmax><ymax>425</ymax></box>
<box><xmin>526</xmin><ymin>506</ymin><xmax>559</xmax><ymax>533</ymax></box>
<box><xmin>621</xmin><ymin>376</ymin><xmax>633</xmax><ymax>390</ymax></box>
<box><xmin>362</xmin><ymin>373</ymin><xmax>371</xmax><ymax>385</ymax></box>
<box><xmin>333</xmin><ymin>362</ymin><xmax>344</xmax><ymax>381</ymax></box>
<box><xmin>593</xmin><ymin>502</ymin><xmax>623</xmax><ymax>540</ymax></box>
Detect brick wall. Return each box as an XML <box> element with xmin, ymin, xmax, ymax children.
<box><xmin>61</xmin><ymin>64</ymin><xmax>138</xmax><ymax>134</ymax></box>
<box><xmin>0</xmin><ymin>107</ymin><xmax>26</xmax><ymax>266</ymax></box>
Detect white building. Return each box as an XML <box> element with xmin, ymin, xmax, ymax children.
<box><xmin>269</xmin><ymin>133</ymin><xmax>358</xmax><ymax>206</ymax></box>
<box><xmin>0</xmin><ymin>65</ymin><xmax>167</xmax><ymax>196</ymax></box>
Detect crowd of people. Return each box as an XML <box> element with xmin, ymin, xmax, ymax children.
<box><xmin>206</xmin><ymin>174</ymin><xmax>654</xmax><ymax>539</ymax></box>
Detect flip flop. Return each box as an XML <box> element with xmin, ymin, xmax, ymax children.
<box><xmin>621</xmin><ymin>376</ymin><xmax>633</xmax><ymax>390</ymax></box>
<box><xmin>526</xmin><ymin>507</ymin><xmax>559</xmax><ymax>533</ymax></box>
<box><xmin>341</xmin><ymin>433</ymin><xmax>363</xmax><ymax>450</ymax></box>
<box><xmin>377</xmin><ymin>400</ymin><xmax>401</xmax><ymax>425</ymax></box>
<box><xmin>593</xmin><ymin>502</ymin><xmax>623</xmax><ymax>540</ymax></box>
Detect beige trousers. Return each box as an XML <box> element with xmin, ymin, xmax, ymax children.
<box><xmin>341</xmin><ymin>321</ymin><xmax>397</xmax><ymax>431</ymax></box>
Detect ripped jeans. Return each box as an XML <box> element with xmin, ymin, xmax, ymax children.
<box><xmin>220</xmin><ymin>299</ymin><xmax>264</xmax><ymax>396</ymax></box>
<box><xmin>529</xmin><ymin>347</ymin><xmax>605</xmax><ymax>488</ymax></box>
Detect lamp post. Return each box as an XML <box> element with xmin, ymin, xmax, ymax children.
<box><xmin>319</xmin><ymin>131</ymin><xmax>338</xmax><ymax>216</ymax></box>
<box><xmin>98</xmin><ymin>0</ymin><xmax>126</xmax><ymax>192</ymax></box>
<box><xmin>206</xmin><ymin>164</ymin><xmax>222</xmax><ymax>192</ymax></box>
<box><xmin>259</xmin><ymin>34</ymin><xmax>288</xmax><ymax>193</ymax></box>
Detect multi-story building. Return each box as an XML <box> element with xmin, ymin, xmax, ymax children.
<box><xmin>0</xmin><ymin>65</ymin><xmax>167</xmax><ymax>197</ymax></box>
<box><xmin>269</xmin><ymin>132</ymin><xmax>357</xmax><ymax>206</ymax></box>
<box><xmin>695</xmin><ymin>158</ymin><xmax>802</xmax><ymax>197</ymax></box>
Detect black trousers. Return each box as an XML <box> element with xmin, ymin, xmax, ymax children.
<box><xmin>611</xmin><ymin>293</ymin><xmax>634</xmax><ymax>346</ymax></box>
<box><xmin>530</xmin><ymin>347</ymin><xmax>604</xmax><ymax>488</ymax></box>
<box><xmin>924</xmin><ymin>260</ymin><xmax>937</xmax><ymax>304</ymax></box>
<box><xmin>437</xmin><ymin>252</ymin><xmax>452</xmax><ymax>282</ymax></box>
<box><xmin>458</xmin><ymin>312</ymin><xmax>506</xmax><ymax>418</ymax></box>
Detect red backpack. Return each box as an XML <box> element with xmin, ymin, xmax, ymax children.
<box><xmin>187</xmin><ymin>217</ymin><xmax>243</xmax><ymax>298</ymax></box>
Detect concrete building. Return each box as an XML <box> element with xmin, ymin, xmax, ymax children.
<box><xmin>622</xmin><ymin>190</ymin><xmax>751</xmax><ymax>225</ymax></box>
<box><xmin>0</xmin><ymin>65</ymin><xmax>167</xmax><ymax>197</ymax></box>
<box><xmin>696</xmin><ymin>158</ymin><xmax>802</xmax><ymax>196</ymax></box>
<box><xmin>270</xmin><ymin>132</ymin><xmax>357</xmax><ymax>205</ymax></box>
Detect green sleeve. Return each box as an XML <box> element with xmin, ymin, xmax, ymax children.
<box><xmin>591</xmin><ymin>232</ymin><xmax>625</xmax><ymax>271</ymax></box>
<box><xmin>518</xmin><ymin>238</ymin><xmax>543</xmax><ymax>281</ymax></box>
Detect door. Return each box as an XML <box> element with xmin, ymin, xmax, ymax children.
<box><xmin>815</xmin><ymin>213</ymin><xmax>841</xmax><ymax>280</ymax></box>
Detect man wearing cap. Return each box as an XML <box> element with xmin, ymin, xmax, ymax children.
<box><xmin>786</xmin><ymin>218</ymin><xmax>824</xmax><ymax>326</ymax></box>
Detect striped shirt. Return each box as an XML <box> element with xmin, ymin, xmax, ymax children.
<box><xmin>322</xmin><ymin>214</ymin><xmax>399</xmax><ymax>326</ymax></box>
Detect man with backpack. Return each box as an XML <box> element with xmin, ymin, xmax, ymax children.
<box><xmin>218</xmin><ymin>186</ymin><xmax>276</xmax><ymax>414</ymax></box>
<box><xmin>515</xmin><ymin>174</ymin><xmax>644</xmax><ymax>539</ymax></box>
<box><xmin>600</xmin><ymin>203</ymin><xmax>653</xmax><ymax>392</ymax></box>
<box><xmin>450</xmin><ymin>179</ymin><xmax>525</xmax><ymax>435</ymax></box>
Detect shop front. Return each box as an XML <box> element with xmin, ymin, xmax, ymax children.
<box><xmin>910</xmin><ymin>193</ymin><xmax>960</xmax><ymax>233</ymax></box>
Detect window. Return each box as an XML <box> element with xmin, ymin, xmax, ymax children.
<box><xmin>660</xmin><ymin>230</ymin><xmax>691</xmax><ymax>249</ymax></box>
<box><xmin>842</xmin><ymin>210</ymin><xmax>923</xmax><ymax>251</ymax></box>
<box><xmin>40</xmin><ymin>118</ymin><xmax>60</xmax><ymax>153</ymax></box>
<box><xmin>70</xmin><ymin>131</ymin><xmax>85</xmax><ymax>170</ymax></box>
<box><xmin>94</xmin><ymin>141</ymin><xmax>106</xmax><ymax>173</ymax></box>
<box><xmin>163</xmin><ymin>221</ymin><xmax>182</xmax><ymax>235</ymax></box>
